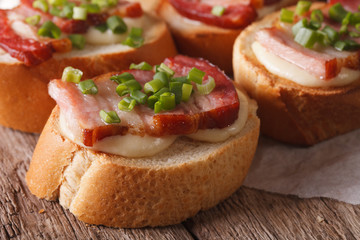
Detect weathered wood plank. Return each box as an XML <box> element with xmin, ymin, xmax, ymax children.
<box><xmin>0</xmin><ymin>127</ymin><xmax>193</xmax><ymax>240</ymax></box>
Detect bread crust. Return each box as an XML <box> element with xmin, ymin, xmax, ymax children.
<box><xmin>233</xmin><ymin>2</ymin><xmax>360</xmax><ymax>145</ymax></box>
<box><xmin>157</xmin><ymin>0</ymin><xmax>298</xmax><ymax>74</ymax></box>
<box><xmin>26</xmin><ymin>98</ymin><xmax>260</xmax><ymax>228</ymax></box>
<box><xmin>0</xmin><ymin>14</ymin><xmax>177</xmax><ymax>133</ymax></box>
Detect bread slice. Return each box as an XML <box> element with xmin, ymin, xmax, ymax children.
<box><xmin>157</xmin><ymin>0</ymin><xmax>298</xmax><ymax>74</ymax></box>
<box><xmin>0</xmin><ymin>14</ymin><xmax>177</xmax><ymax>133</ymax></box>
<box><xmin>26</xmin><ymin>96</ymin><xmax>259</xmax><ymax>228</ymax></box>
<box><xmin>233</xmin><ymin>2</ymin><xmax>360</xmax><ymax>145</ymax></box>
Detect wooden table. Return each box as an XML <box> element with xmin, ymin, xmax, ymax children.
<box><xmin>1</xmin><ymin>126</ymin><xmax>360</xmax><ymax>240</ymax></box>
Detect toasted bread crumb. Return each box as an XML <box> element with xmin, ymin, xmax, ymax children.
<box><xmin>316</xmin><ymin>215</ymin><xmax>324</xmax><ymax>223</ymax></box>
<box><xmin>39</xmin><ymin>209</ymin><xmax>45</xmax><ymax>214</ymax></box>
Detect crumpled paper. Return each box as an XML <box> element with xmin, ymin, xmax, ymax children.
<box><xmin>243</xmin><ymin>129</ymin><xmax>360</xmax><ymax>205</ymax></box>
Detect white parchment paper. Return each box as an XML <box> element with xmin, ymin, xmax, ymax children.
<box><xmin>243</xmin><ymin>129</ymin><xmax>360</xmax><ymax>205</ymax></box>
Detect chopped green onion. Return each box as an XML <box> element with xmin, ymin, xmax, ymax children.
<box><xmin>78</xmin><ymin>79</ymin><xmax>98</xmax><ymax>95</ymax></box>
<box><xmin>157</xmin><ymin>63</ymin><xmax>175</xmax><ymax>77</ymax></box>
<box><xmin>147</xmin><ymin>95</ymin><xmax>158</xmax><ymax>109</ymax></box>
<box><xmin>292</xmin><ymin>18</ymin><xmax>308</xmax><ymax>36</ymax></box>
<box><xmin>61</xmin><ymin>4</ymin><xmax>74</xmax><ymax>19</ymax></box>
<box><xmin>100</xmin><ymin>110</ymin><xmax>121</xmax><ymax>124</ymax></box>
<box><xmin>350</xmin><ymin>12</ymin><xmax>360</xmax><ymax>25</ymax></box>
<box><xmin>144</xmin><ymin>79</ymin><xmax>165</xmax><ymax>94</ymax></box>
<box><xmin>349</xmin><ymin>31</ymin><xmax>360</xmax><ymax>38</ymax></box>
<box><xmin>329</xmin><ymin>3</ymin><xmax>348</xmax><ymax>23</ymax></box>
<box><xmin>129</xmin><ymin>61</ymin><xmax>152</xmax><ymax>71</ymax></box>
<box><xmin>339</xmin><ymin>12</ymin><xmax>352</xmax><ymax>35</ymax></box>
<box><xmin>38</xmin><ymin>20</ymin><xmax>62</xmax><ymax>39</ymax></box>
<box><xmin>81</xmin><ymin>3</ymin><xmax>101</xmax><ymax>13</ymax></box>
<box><xmin>294</xmin><ymin>27</ymin><xmax>318</xmax><ymax>48</ymax></box>
<box><xmin>295</xmin><ymin>1</ymin><xmax>311</xmax><ymax>16</ymax></box>
<box><xmin>322</xmin><ymin>25</ymin><xmax>339</xmax><ymax>44</ymax></box>
<box><xmin>122</xmin><ymin>36</ymin><xmax>144</xmax><ymax>48</ymax></box>
<box><xmin>50</xmin><ymin>7</ymin><xmax>62</xmax><ymax>17</ymax></box>
<box><xmin>280</xmin><ymin>8</ymin><xmax>294</xmax><ymax>23</ymax></box>
<box><xmin>211</xmin><ymin>5</ymin><xmax>225</xmax><ymax>17</ymax></box>
<box><xmin>107</xmin><ymin>16</ymin><xmax>127</xmax><ymax>34</ymax></box>
<box><xmin>130</xmin><ymin>27</ymin><xmax>143</xmax><ymax>38</ymax></box>
<box><xmin>160</xmin><ymin>92</ymin><xmax>176</xmax><ymax>111</ymax></box>
<box><xmin>171</xmin><ymin>76</ymin><xmax>191</xmax><ymax>84</ymax></box>
<box><xmin>196</xmin><ymin>76</ymin><xmax>216</xmax><ymax>95</ymax></box>
<box><xmin>187</xmin><ymin>67</ymin><xmax>205</xmax><ymax>84</ymax></box>
<box><xmin>69</xmin><ymin>34</ymin><xmax>86</xmax><ymax>49</ymax></box>
<box><xmin>153</xmin><ymin>72</ymin><xmax>169</xmax><ymax>86</ymax></box>
<box><xmin>169</xmin><ymin>81</ymin><xmax>182</xmax><ymax>104</ymax></box>
<box><xmin>181</xmin><ymin>83</ymin><xmax>193</xmax><ymax>102</ymax></box>
<box><xmin>316</xmin><ymin>30</ymin><xmax>329</xmax><ymax>46</ymax></box>
<box><xmin>308</xmin><ymin>20</ymin><xmax>321</xmax><ymax>30</ymax></box>
<box><xmin>62</xmin><ymin>66</ymin><xmax>83</xmax><ymax>83</ymax></box>
<box><xmin>311</xmin><ymin>9</ymin><xmax>324</xmax><ymax>23</ymax></box>
<box><xmin>153</xmin><ymin>87</ymin><xmax>170</xmax><ymax>97</ymax></box>
<box><xmin>33</xmin><ymin>0</ymin><xmax>48</xmax><ymax>13</ymax></box>
<box><xmin>130</xmin><ymin>90</ymin><xmax>147</xmax><ymax>104</ymax></box>
<box><xmin>123</xmin><ymin>79</ymin><xmax>142</xmax><ymax>91</ymax></box>
<box><xmin>154</xmin><ymin>101</ymin><xmax>162</xmax><ymax>113</ymax></box>
<box><xmin>48</xmin><ymin>0</ymin><xmax>66</xmax><ymax>6</ymax></box>
<box><xmin>334</xmin><ymin>40</ymin><xmax>360</xmax><ymax>51</ymax></box>
<box><xmin>73</xmin><ymin>7</ymin><xmax>87</xmax><ymax>20</ymax></box>
<box><xmin>116</xmin><ymin>84</ymin><xmax>129</xmax><ymax>96</ymax></box>
<box><xmin>110</xmin><ymin>72</ymin><xmax>135</xmax><ymax>84</ymax></box>
<box><xmin>118</xmin><ymin>97</ymin><xmax>137</xmax><ymax>111</ymax></box>
<box><xmin>25</xmin><ymin>15</ymin><xmax>41</xmax><ymax>26</ymax></box>
<box><xmin>92</xmin><ymin>0</ymin><xmax>118</xmax><ymax>8</ymax></box>
<box><xmin>95</xmin><ymin>23</ymin><xmax>108</xmax><ymax>33</ymax></box>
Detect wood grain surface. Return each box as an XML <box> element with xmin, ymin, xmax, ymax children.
<box><xmin>1</xmin><ymin>126</ymin><xmax>360</xmax><ymax>240</ymax></box>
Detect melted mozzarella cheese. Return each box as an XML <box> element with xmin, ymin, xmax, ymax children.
<box><xmin>85</xmin><ymin>16</ymin><xmax>145</xmax><ymax>45</ymax></box>
<box><xmin>188</xmin><ymin>90</ymin><xmax>248</xmax><ymax>142</ymax></box>
<box><xmin>252</xmin><ymin>41</ymin><xmax>360</xmax><ymax>87</ymax></box>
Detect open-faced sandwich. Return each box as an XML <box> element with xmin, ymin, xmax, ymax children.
<box><xmin>0</xmin><ymin>0</ymin><xmax>176</xmax><ymax>133</ymax></box>
<box><xmin>233</xmin><ymin>0</ymin><xmax>360</xmax><ymax>145</ymax></box>
<box><xmin>26</xmin><ymin>55</ymin><xmax>260</xmax><ymax>228</ymax></box>
<box><xmin>156</xmin><ymin>0</ymin><xmax>299</xmax><ymax>74</ymax></box>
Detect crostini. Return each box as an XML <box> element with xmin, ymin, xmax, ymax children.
<box><xmin>233</xmin><ymin>1</ymin><xmax>360</xmax><ymax>145</ymax></box>
<box><xmin>0</xmin><ymin>0</ymin><xmax>176</xmax><ymax>133</ymax></box>
<box><xmin>26</xmin><ymin>55</ymin><xmax>260</xmax><ymax>228</ymax></box>
<box><xmin>157</xmin><ymin>0</ymin><xmax>299</xmax><ymax>74</ymax></box>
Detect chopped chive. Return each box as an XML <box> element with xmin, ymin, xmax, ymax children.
<box><xmin>329</xmin><ymin>3</ymin><xmax>348</xmax><ymax>23</ymax></box>
<box><xmin>118</xmin><ymin>97</ymin><xmax>137</xmax><ymax>111</ymax></box>
<box><xmin>280</xmin><ymin>8</ymin><xmax>294</xmax><ymax>23</ymax></box>
<box><xmin>187</xmin><ymin>67</ymin><xmax>205</xmax><ymax>84</ymax></box>
<box><xmin>110</xmin><ymin>72</ymin><xmax>135</xmax><ymax>84</ymax></box>
<box><xmin>160</xmin><ymin>92</ymin><xmax>176</xmax><ymax>111</ymax></box>
<box><xmin>25</xmin><ymin>15</ymin><xmax>41</xmax><ymax>26</ymax></box>
<box><xmin>122</xmin><ymin>36</ymin><xmax>144</xmax><ymax>48</ymax></box>
<box><xmin>38</xmin><ymin>20</ymin><xmax>62</xmax><ymax>39</ymax></box>
<box><xmin>123</xmin><ymin>79</ymin><xmax>142</xmax><ymax>91</ymax></box>
<box><xmin>322</xmin><ymin>25</ymin><xmax>339</xmax><ymax>44</ymax></box>
<box><xmin>62</xmin><ymin>66</ymin><xmax>83</xmax><ymax>83</ymax></box>
<box><xmin>211</xmin><ymin>5</ymin><xmax>225</xmax><ymax>17</ymax></box>
<box><xmin>61</xmin><ymin>4</ymin><xmax>74</xmax><ymax>19</ymax></box>
<box><xmin>334</xmin><ymin>40</ymin><xmax>360</xmax><ymax>51</ymax></box>
<box><xmin>48</xmin><ymin>0</ymin><xmax>66</xmax><ymax>6</ymax></box>
<box><xmin>73</xmin><ymin>7</ymin><xmax>87</xmax><ymax>20</ymax></box>
<box><xmin>196</xmin><ymin>76</ymin><xmax>216</xmax><ymax>95</ymax></box>
<box><xmin>95</xmin><ymin>23</ymin><xmax>108</xmax><ymax>33</ymax></box>
<box><xmin>181</xmin><ymin>83</ymin><xmax>193</xmax><ymax>102</ymax></box>
<box><xmin>154</xmin><ymin>101</ymin><xmax>162</xmax><ymax>113</ymax></box>
<box><xmin>100</xmin><ymin>110</ymin><xmax>121</xmax><ymax>124</ymax></box>
<box><xmin>157</xmin><ymin>63</ymin><xmax>175</xmax><ymax>77</ymax></box>
<box><xmin>144</xmin><ymin>79</ymin><xmax>165</xmax><ymax>94</ymax></box>
<box><xmin>81</xmin><ymin>3</ymin><xmax>101</xmax><ymax>13</ymax></box>
<box><xmin>130</xmin><ymin>90</ymin><xmax>147</xmax><ymax>104</ymax></box>
<box><xmin>295</xmin><ymin>1</ymin><xmax>311</xmax><ymax>16</ymax></box>
<box><xmin>130</xmin><ymin>27</ymin><xmax>143</xmax><ymax>38</ymax></box>
<box><xmin>153</xmin><ymin>87</ymin><xmax>170</xmax><ymax>97</ymax></box>
<box><xmin>308</xmin><ymin>20</ymin><xmax>321</xmax><ymax>30</ymax></box>
<box><xmin>116</xmin><ymin>84</ymin><xmax>129</xmax><ymax>96</ymax></box>
<box><xmin>69</xmin><ymin>34</ymin><xmax>86</xmax><ymax>49</ymax></box>
<box><xmin>292</xmin><ymin>18</ymin><xmax>308</xmax><ymax>36</ymax></box>
<box><xmin>311</xmin><ymin>9</ymin><xmax>324</xmax><ymax>23</ymax></box>
<box><xmin>147</xmin><ymin>95</ymin><xmax>158</xmax><ymax>109</ymax></box>
<box><xmin>78</xmin><ymin>79</ymin><xmax>98</xmax><ymax>95</ymax></box>
<box><xmin>153</xmin><ymin>72</ymin><xmax>169</xmax><ymax>86</ymax></box>
<box><xmin>350</xmin><ymin>12</ymin><xmax>360</xmax><ymax>25</ymax></box>
<box><xmin>129</xmin><ymin>61</ymin><xmax>152</xmax><ymax>70</ymax></box>
<box><xmin>107</xmin><ymin>15</ymin><xmax>127</xmax><ymax>34</ymax></box>
<box><xmin>33</xmin><ymin>0</ymin><xmax>49</xmax><ymax>13</ymax></box>
<box><xmin>171</xmin><ymin>76</ymin><xmax>191</xmax><ymax>84</ymax></box>
<box><xmin>169</xmin><ymin>81</ymin><xmax>182</xmax><ymax>104</ymax></box>
<box><xmin>294</xmin><ymin>27</ymin><xmax>318</xmax><ymax>48</ymax></box>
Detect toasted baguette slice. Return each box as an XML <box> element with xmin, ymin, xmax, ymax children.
<box><xmin>233</xmin><ymin>2</ymin><xmax>360</xmax><ymax>145</ymax></box>
<box><xmin>157</xmin><ymin>0</ymin><xmax>298</xmax><ymax>74</ymax></box>
<box><xmin>26</xmin><ymin>96</ymin><xmax>259</xmax><ymax>228</ymax></box>
<box><xmin>0</xmin><ymin>14</ymin><xmax>177</xmax><ymax>133</ymax></box>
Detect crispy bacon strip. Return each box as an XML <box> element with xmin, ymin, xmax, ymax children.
<box><xmin>169</xmin><ymin>0</ymin><xmax>257</xmax><ymax>29</ymax></box>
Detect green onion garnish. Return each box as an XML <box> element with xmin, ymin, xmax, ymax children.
<box><xmin>311</xmin><ymin>9</ymin><xmax>324</xmax><ymax>23</ymax></box>
<box><xmin>308</xmin><ymin>20</ymin><xmax>321</xmax><ymax>30</ymax></box>
<box><xmin>116</xmin><ymin>84</ymin><xmax>129</xmax><ymax>96</ymax></box>
<box><xmin>280</xmin><ymin>8</ymin><xmax>294</xmax><ymax>23</ymax></box>
<box><xmin>95</xmin><ymin>23</ymin><xmax>108</xmax><ymax>33</ymax></box>
<box><xmin>171</xmin><ymin>76</ymin><xmax>191</xmax><ymax>84</ymax></box>
<box><xmin>78</xmin><ymin>79</ymin><xmax>98</xmax><ymax>95</ymax></box>
<box><xmin>62</xmin><ymin>67</ymin><xmax>83</xmax><ymax>83</ymax></box>
<box><xmin>38</xmin><ymin>20</ymin><xmax>62</xmax><ymax>39</ymax></box>
<box><xmin>334</xmin><ymin>40</ymin><xmax>360</xmax><ymax>51</ymax></box>
<box><xmin>50</xmin><ymin>7</ymin><xmax>62</xmax><ymax>17</ymax></box>
<box><xmin>295</xmin><ymin>1</ymin><xmax>311</xmax><ymax>16</ymax></box>
<box><xmin>123</xmin><ymin>79</ymin><xmax>142</xmax><ymax>91</ymax></box>
<box><xmin>350</xmin><ymin>12</ymin><xmax>360</xmax><ymax>25</ymax></box>
<box><xmin>129</xmin><ymin>62</ymin><xmax>152</xmax><ymax>71</ymax></box>
<box><xmin>100</xmin><ymin>110</ymin><xmax>121</xmax><ymax>124</ymax></box>
<box><xmin>157</xmin><ymin>63</ymin><xmax>175</xmax><ymax>77</ymax></box>
<box><xmin>122</xmin><ymin>36</ymin><xmax>144</xmax><ymax>48</ymax></box>
<box><xmin>292</xmin><ymin>18</ymin><xmax>308</xmax><ymax>36</ymax></box>
<box><xmin>154</xmin><ymin>101</ymin><xmax>162</xmax><ymax>113</ymax></box>
<box><xmin>196</xmin><ymin>76</ymin><xmax>216</xmax><ymax>95</ymax></box>
<box><xmin>322</xmin><ymin>25</ymin><xmax>339</xmax><ymax>44</ymax></box>
<box><xmin>61</xmin><ymin>4</ymin><xmax>74</xmax><ymax>19</ymax></box>
<box><xmin>81</xmin><ymin>3</ymin><xmax>101</xmax><ymax>13</ymax></box>
<box><xmin>118</xmin><ymin>97</ymin><xmax>137</xmax><ymax>112</ymax></box>
<box><xmin>181</xmin><ymin>83</ymin><xmax>193</xmax><ymax>102</ymax></box>
<box><xmin>48</xmin><ymin>0</ymin><xmax>66</xmax><ymax>6</ymax></box>
<box><xmin>187</xmin><ymin>67</ymin><xmax>205</xmax><ymax>84</ymax></box>
<box><xmin>153</xmin><ymin>72</ymin><xmax>169</xmax><ymax>86</ymax></box>
<box><xmin>69</xmin><ymin>34</ymin><xmax>86</xmax><ymax>49</ymax></box>
<box><xmin>107</xmin><ymin>16</ymin><xmax>127</xmax><ymax>34</ymax></box>
<box><xmin>147</xmin><ymin>95</ymin><xmax>158</xmax><ymax>109</ymax></box>
<box><xmin>130</xmin><ymin>90</ymin><xmax>147</xmax><ymax>104</ymax></box>
<box><xmin>294</xmin><ymin>27</ymin><xmax>318</xmax><ymax>48</ymax></box>
<box><xmin>25</xmin><ymin>15</ymin><xmax>41</xmax><ymax>26</ymax></box>
<box><xmin>329</xmin><ymin>3</ymin><xmax>348</xmax><ymax>23</ymax></box>
<box><xmin>33</xmin><ymin>0</ymin><xmax>49</xmax><ymax>13</ymax></box>
<box><xmin>73</xmin><ymin>7</ymin><xmax>87</xmax><ymax>20</ymax></box>
<box><xmin>169</xmin><ymin>81</ymin><xmax>182</xmax><ymax>104</ymax></box>
<box><xmin>211</xmin><ymin>6</ymin><xmax>225</xmax><ymax>17</ymax></box>
<box><xmin>110</xmin><ymin>72</ymin><xmax>135</xmax><ymax>84</ymax></box>
<box><xmin>144</xmin><ymin>79</ymin><xmax>165</xmax><ymax>94</ymax></box>
<box><xmin>159</xmin><ymin>92</ymin><xmax>176</xmax><ymax>111</ymax></box>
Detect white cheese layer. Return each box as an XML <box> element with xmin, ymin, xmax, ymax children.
<box><xmin>252</xmin><ymin>41</ymin><xmax>360</xmax><ymax>87</ymax></box>
<box><xmin>59</xmin><ymin>91</ymin><xmax>249</xmax><ymax>157</ymax></box>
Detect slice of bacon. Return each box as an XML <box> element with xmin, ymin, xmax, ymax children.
<box><xmin>49</xmin><ymin>55</ymin><xmax>240</xmax><ymax>146</ymax></box>
<box><xmin>169</xmin><ymin>0</ymin><xmax>257</xmax><ymax>29</ymax></box>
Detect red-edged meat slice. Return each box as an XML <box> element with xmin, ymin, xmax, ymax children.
<box><xmin>169</xmin><ymin>0</ymin><xmax>257</xmax><ymax>29</ymax></box>
<box><xmin>49</xmin><ymin>56</ymin><xmax>240</xmax><ymax>146</ymax></box>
